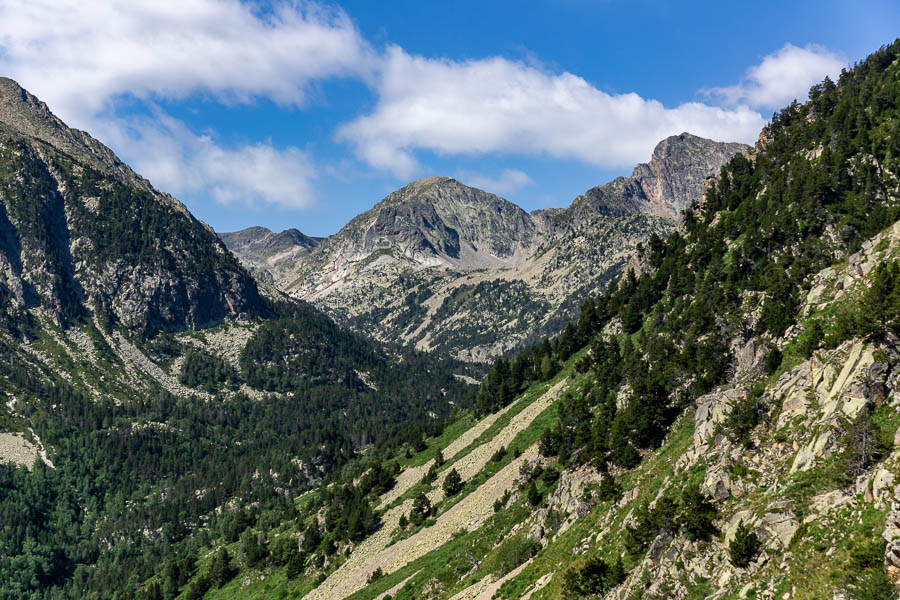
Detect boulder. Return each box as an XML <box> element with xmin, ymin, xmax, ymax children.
<box><xmin>702</xmin><ymin>468</ymin><xmax>732</xmax><ymax>502</ymax></box>
<box><xmin>646</xmin><ymin>531</ymin><xmax>674</xmax><ymax>564</ymax></box>
<box><xmin>872</xmin><ymin>469</ymin><xmax>896</xmax><ymax>505</ymax></box>
<box><xmin>758</xmin><ymin>512</ymin><xmax>799</xmax><ymax>550</ymax></box>
<box><xmin>882</xmin><ymin>508</ymin><xmax>900</xmax><ymax>542</ymax></box>
<box><xmin>886</xmin><ymin>539</ymin><xmax>900</xmax><ymax>584</ymax></box>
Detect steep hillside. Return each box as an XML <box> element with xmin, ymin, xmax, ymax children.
<box><xmin>173</xmin><ymin>40</ymin><xmax>900</xmax><ymax>600</ymax></box>
<box><xmin>0</xmin><ymin>80</ymin><xmax>475</xmax><ymax>600</ymax></box>
<box><xmin>0</xmin><ymin>77</ymin><xmax>263</xmax><ymax>335</ymax></box>
<box><xmin>225</xmin><ymin>135</ymin><xmax>745</xmax><ymax>363</ymax></box>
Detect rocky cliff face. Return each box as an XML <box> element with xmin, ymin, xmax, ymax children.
<box><xmin>568</xmin><ymin>132</ymin><xmax>749</xmax><ymax>222</ymax></box>
<box><xmin>0</xmin><ymin>79</ymin><xmax>263</xmax><ymax>335</ymax></box>
<box><xmin>225</xmin><ymin>135</ymin><xmax>745</xmax><ymax>363</ymax></box>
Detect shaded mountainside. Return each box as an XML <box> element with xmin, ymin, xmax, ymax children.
<box><xmin>0</xmin><ymin>78</ymin><xmax>263</xmax><ymax>336</ymax></box>
<box><xmin>0</xmin><ymin>80</ymin><xmax>476</xmax><ymax>599</ymax></box>
<box><xmin>165</xmin><ymin>40</ymin><xmax>900</xmax><ymax>600</ymax></box>
<box><xmin>225</xmin><ymin>135</ymin><xmax>745</xmax><ymax>364</ymax></box>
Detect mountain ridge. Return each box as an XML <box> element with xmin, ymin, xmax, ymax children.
<box><xmin>223</xmin><ymin>133</ymin><xmax>747</xmax><ymax>363</ymax></box>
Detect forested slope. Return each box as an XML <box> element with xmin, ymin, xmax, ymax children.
<box><xmin>156</xmin><ymin>39</ymin><xmax>900</xmax><ymax>600</ymax></box>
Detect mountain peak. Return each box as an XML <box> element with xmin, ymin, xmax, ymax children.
<box><xmin>219</xmin><ymin>226</ymin><xmax>323</xmax><ymax>269</ymax></box>
<box><xmin>570</xmin><ymin>133</ymin><xmax>749</xmax><ymax>221</ymax></box>
<box><xmin>0</xmin><ymin>77</ymin><xmax>151</xmax><ymax>192</ymax></box>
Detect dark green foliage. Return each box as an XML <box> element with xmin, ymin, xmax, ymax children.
<box><xmin>624</xmin><ymin>497</ymin><xmax>678</xmax><ymax>557</ymax></box>
<box><xmin>490</xmin><ymin>445</ymin><xmax>507</xmax><ymax>462</ymax></box>
<box><xmin>302</xmin><ymin>523</ymin><xmax>322</xmax><ymax>553</ymax></box>
<box><xmin>678</xmin><ymin>484</ymin><xmax>718</xmax><ymax>541</ymax></box>
<box><xmin>241</xmin><ymin>530</ymin><xmax>268</xmax><ymax>568</ymax></box>
<box><xmin>721</xmin><ymin>386</ymin><xmax>765</xmax><ymax>448</ymax></box>
<box><xmin>493</xmin><ymin>489</ymin><xmax>511</xmax><ymax>513</ymax></box>
<box><xmin>562</xmin><ymin>555</ymin><xmax>627</xmax><ymax>598</ymax></box>
<box><xmin>185</xmin><ymin>574</ymin><xmax>211</xmax><ymax>600</ymax></box>
<box><xmin>409</xmin><ymin>493</ymin><xmax>432</xmax><ymax>526</ymax></box>
<box><xmin>209</xmin><ymin>548</ymin><xmax>236</xmax><ymax>587</ymax></box>
<box><xmin>765</xmin><ymin>347</ymin><xmax>783</xmax><ymax>375</ymax></box>
<box><xmin>442</xmin><ymin>468</ymin><xmax>464</xmax><ymax>497</ymax></box>
<box><xmin>423</xmin><ymin>463</ymin><xmax>438</xmax><ymax>485</ymax></box>
<box><xmin>728</xmin><ymin>521</ymin><xmax>759</xmax><ymax>568</ymax></box>
<box><xmin>597</xmin><ymin>474</ymin><xmax>622</xmax><ymax>503</ymax></box>
<box><xmin>322</xmin><ymin>481</ymin><xmax>381</xmax><ymax>543</ymax></box>
<box><xmin>798</xmin><ymin>320</ymin><xmax>826</xmax><ymax>358</ymax></box>
<box><xmin>857</xmin><ymin>261</ymin><xmax>900</xmax><ymax>339</ymax></box>
<box><xmin>179</xmin><ymin>348</ymin><xmax>239</xmax><ymax>393</ymax></box>
<box><xmin>526</xmin><ymin>481</ymin><xmax>542</xmax><ymax>507</ymax></box>
<box><xmin>285</xmin><ymin>548</ymin><xmax>306</xmax><ymax>579</ymax></box>
<box><xmin>843</xmin><ymin>538</ymin><xmax>896</xmax><ymax>600</ymax></box>
<box><xmin>840</xmin><ymin>408</ymin><xmax>889</xmax><ymax>480</ymax></box>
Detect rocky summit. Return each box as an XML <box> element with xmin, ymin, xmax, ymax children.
<box><xmin>224</xmin><ymin>134</ymin><xmax>746</xmax><ymax>363</ymax></box>
<box><xmin>565</xmin><ymin>132</ymin><xmax>750</xmax><ymax>222</ymax></box>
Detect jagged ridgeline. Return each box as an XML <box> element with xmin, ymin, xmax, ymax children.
<box><xmin>154</xmin><ymin>40</ymin><xmax>899</xmax><ymax>600</ymax></box>
<box><xmin>0</xmin><ymin>78</ymin><xmax>475</xmax><ymax>599</ymax></box>
<box><xmin>222</xmin><ymin>134</ymin><xmax>745</xmax><ymax>365</ymax></box>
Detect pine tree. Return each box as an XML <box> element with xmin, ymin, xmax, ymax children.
<box><xmin>442</xmin><ymin>468</ymin><xmax>464</xmax><ymax>496</ymax></box>
<box><xmin>209</xmin><ymin>548</ymin><xmax>235</xmax><ymax>587</ymax></box>
<box><xmin>729</xmin><ymin>521</ymin><xmax>759</xmax><ymax>568</ymax></box>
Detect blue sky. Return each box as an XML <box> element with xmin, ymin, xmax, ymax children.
<box><xmin>0</xmin><ymin>0</ymin><xmax>897</xmax><ymax>236</ymax></box>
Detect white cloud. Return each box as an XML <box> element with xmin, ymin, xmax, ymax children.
<box><xmin>0</xmin><ymin>0</ymin><xmax>373</xmax><ymax>126</ymax></box>
<box><xmin>0</xmin><ymin>0</ymin><xmax>359</xmax><ymax>209</ymax></box>
<box><xmin>704</xmin><ymin>43</ymin><xmax>846</xmax><ymax>110</ymax></box>
<box><xmin>95</xmin><ymin>110</ymin><xmax>316</xmax><ymax>209</ymax></box>
<box><xmin>336</xmin><ymin>47</ymin><xmax>767</xmax><ymax>178</ymax></box>
<box><xmin>456</xmin><ymin>169</ymin><xmax>533</xmax><ymax>195</ymax></box>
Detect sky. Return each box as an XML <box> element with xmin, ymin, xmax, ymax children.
<box><xmin>0</xmin><ymin>1</ymin><xmax>897</xmax><ymax>236</ymax></box>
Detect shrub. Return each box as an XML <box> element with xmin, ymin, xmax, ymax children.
<box><xmin>442</xmin><ymin>468</ymin><xmax>464</xmax><ymax>496</ymax></box>
<box><xmin>597</xmin><ymin>475</ymin><xmax>622</xmax><ymax>503</ymax></box>
<box><xmin>729</xmin><ymin>520</ymin><xmax>759</xmax><ymax>568</ymax></box>
<box><xmin>678</xmin><ymin>484</ymin><xmax>717</xmax><ymax>541</ymax></box>
<box><xmin>409</xmin><ymin>493</ymin><xmax>431</xmax><ymax>526</ymax></box>
<box><xmin>493</xmin><ymin>489</ymin><xmax>511</xmax><ymax>513</ymax></box>
<box><xmin>526</xmin><ymin>481</ymin><xmax>542</xmax><ymax>507</ymax></box>
<box><xmin>285</xmin><ymin>549</ymin><xmax>306</xmax><ymax>579</ymax></box>
<box><xmin>562</xmin><ymin>555</ymin><xmax>626</xmax><ymax>598</ymax></box>
<box><xmin>721</xmin><ymin>386</ymin><xmax>764</xmax><ymax>448</ymax></box>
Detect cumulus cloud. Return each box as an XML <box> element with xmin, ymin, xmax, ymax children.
<box><xmin>0</xmin><ymin>0</ymin><xmax>373</xmax><ymax>125</ymax></box>
<box><xmin>0</xmin><ymin>0</ymin><xmax>362</xmax><ymax>208</ymax></box>
<box><xmin>336</xmin><ymin>47</ymin><xmax>766</xmax><ymax>178</ymax></box>
<box><xmin>456</xmin><ymin>169</ymin><xmax>533</xmax><ymax>195</ymax></box>
<box><xmin>704</xmin><ymin>43</ymin><xmax>846</xmax><ymax>110</ymax></box>
<box><xmin>95</xmin><ymin>110</ymin><xmax>316</xmax><ymax>209</ymax></box>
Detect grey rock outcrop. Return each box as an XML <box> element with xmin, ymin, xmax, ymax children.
<box><xmin>569</xmin><ymin>133</ymin><xmax>749</xmax><ymax>222</ymax></box>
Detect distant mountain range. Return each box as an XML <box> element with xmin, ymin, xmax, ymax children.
<box><xmin>222</xmin><ymin>133</ymin><xmax>748</xmax><ymax>362</ymax></box>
